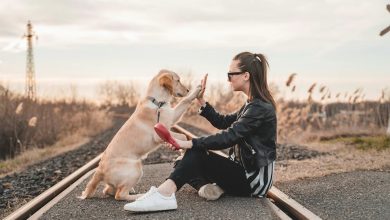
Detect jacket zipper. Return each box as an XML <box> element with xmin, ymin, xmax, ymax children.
<box><xmin>239</xmin><ymin>147</ymin><xmax>247</xmax><ymax>170</ymax></box>
<box><xmin>243</xmin><ymin>140</ymin><xmax>256</xmax><ymax>155</ymax></box>
<box><xmin>239</xmin><ymin>140</ymin><xmax>256</xmax><ymax>171</ymax></box>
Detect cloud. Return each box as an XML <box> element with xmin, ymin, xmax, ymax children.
<box><xmin>0</xmin><ymin>0</ymin><xmax>387</xmax><ymax>53</ymax></box>
<box><xmin>2</xmin><ymin>39</ymin><xmax>26</xmax><ymax>53</ymax></box>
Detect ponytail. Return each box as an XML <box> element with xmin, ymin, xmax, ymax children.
<box><xmin>233</xmin><ymin>52</ymin><xmax>276</xmax><ymax>109</ymax></box>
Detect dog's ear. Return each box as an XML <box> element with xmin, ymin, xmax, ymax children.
<box><xmin>158</xmin><ymin>73</ymin><xmax>174</xmax><ymax>95</ymax></box>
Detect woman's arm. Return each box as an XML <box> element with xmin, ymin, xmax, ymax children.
<box><xmin>195</xmin><ymin>73</ymin><xmax>239</xmax><ymax>129</ymax></box>
<box><xmin>193</xmin><ymin>103</ymin><xmax>272</xmax><ymax>150</ymax></box>
<box><xmin>167</xmin><ymin>103</ymin><xmax>272</xmax><ymax>151</ymax></box>
<box><xmin>199</xmin><ymin>102</ymin><xmax>242</xmax><ymax>129</ymax></box>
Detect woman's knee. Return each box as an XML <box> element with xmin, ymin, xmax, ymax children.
<box><xmin>182</xmin><ymin>148</ymin><xmax>207</xmax><ymax>161</ymax></box>
<box><xmin>173</xmin><ymin>149</ymin><xmax>208</xmax><ymax>170</ymax></box>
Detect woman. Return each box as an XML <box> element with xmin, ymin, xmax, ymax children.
<box><xmin>124</xmin><ymin>52</ymin><xmax>277</xmax><ymax>212</ymax></box>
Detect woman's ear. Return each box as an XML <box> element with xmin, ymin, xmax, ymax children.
<box><xmin>158</xmin><ymin>73</ymin><xmax>174</xmax><ymax>94</ymax></box>
<box><xmin>245</xmin><ymin>72</ymin><xmax>250</xmax><ymax>81</ymax></box>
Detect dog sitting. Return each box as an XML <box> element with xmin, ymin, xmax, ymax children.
<box><xmin>79</xmin><ymin>69</ymin><xmax>201</xmax><ymax>201</ymax></box>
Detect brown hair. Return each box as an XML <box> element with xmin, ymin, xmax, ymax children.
<box><xmin>233</xmin><ymin>52</ymin><xmax>276</xmax><ymax>109</ymax></box>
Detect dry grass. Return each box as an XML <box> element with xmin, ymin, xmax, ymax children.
<box><xmin>322</xmin><ymin>135</ymin><xmax>390</xmax><ymax>150</ymax></box>
<box><xmin>0</xmin><ymin>111</ymin><xmax>112</xmax><ymax>177</ymax></box>
<box><xmin>0</xmin><ymin>135</ymin><xmax>89</xmax><ymax>177</ymax></box>
<box><xmin>180</xmin><ymin>73</ymin><xmax>390</xmax><ymax>145</ymax></box>
<box><xmin>274</xmin><ymin>141</ymin><xmax>390</xmax><ymax>183</ymax></box>
<box><xmin>276</xmin><ymin>74</ymin><xmax>390</xmax><ymax>143</ymax></box>
<box><xmin>0</xmin><ymin>83</ymin><xmax>114</xmax><ymax>160</ymax></box>
<box><xmin>285</xmin><ymin>126</ymin><xmax>386</xmax><ymax>145</ymax></box>
<box><xmin>181</xmin><ymin>73</ymin><xmax>390</xmax><ymax>145</ymax></box>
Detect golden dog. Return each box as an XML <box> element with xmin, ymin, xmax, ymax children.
<box><xmin>79</xmin><ymin>69</ymin><xmax>201</xmax><ymax>201</ymax></box>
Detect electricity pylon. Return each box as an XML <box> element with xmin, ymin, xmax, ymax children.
<box><xmin>23</xmin><ymin>20</ymin><xmax>38</xmax><ymax>100</ymax></box>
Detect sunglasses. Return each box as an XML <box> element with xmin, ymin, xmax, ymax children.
<box><xmin>227</xmin><ymin>71</ymin><xmax>246</xmax><ymax>81</ymax></box>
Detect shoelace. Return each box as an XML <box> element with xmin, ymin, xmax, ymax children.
<box><xmin>136</xmin><ymin>188</ymin><xmax>156</xmax><ymax>201</ymax></box>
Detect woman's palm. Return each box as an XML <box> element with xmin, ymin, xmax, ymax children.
<box><xmin>198</xmin><ymin>74</ymin><xmax>208</xmax><ymax>99</ymax></box>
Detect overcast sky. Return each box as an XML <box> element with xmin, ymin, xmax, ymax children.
<box><xmin>0</xmin><ymin>0</ymin><xmax>389</xmax><ymax>101</ymax></box>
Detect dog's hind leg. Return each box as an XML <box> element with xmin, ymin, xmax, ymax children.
<box><xmin>112</xmin><ymin>159</ymin><xmax>142</xmax><ymax>201</ymax></box>
<box><xmin>115</xmin><ymin>185</ymin><xmax>138</xmax><ymax>201</ymax></box>
<box><xmin>103</xmin><ymin>184</ymin><xmax>115</xmax><ymax>196</ymax></box>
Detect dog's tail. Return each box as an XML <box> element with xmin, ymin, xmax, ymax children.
<box><xmin>78</xmin><ymin>170</ymin><xmax>103</xmax><ymax>199</ymax></box>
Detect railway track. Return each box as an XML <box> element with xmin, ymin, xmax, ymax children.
<box><xmin>4</xmin><ymin>124</ymin><xmax>321</xmax><ymax>220</ymax></box>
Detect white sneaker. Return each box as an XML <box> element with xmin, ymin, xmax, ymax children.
<box><xmin>124</xmin><ymin>186</ymin><xmax>177</xmax><ymax>212</ymax></box>
<box><xmin>198</xmin><ymin>183</ymin><xmax>224</xmax><ymax>201</ymax></box>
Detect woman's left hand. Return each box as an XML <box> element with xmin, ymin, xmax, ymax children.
<box><xmin>163</xmin><ymin>138</ymin><xmax>193</xmax><ymax>150</ymax></box>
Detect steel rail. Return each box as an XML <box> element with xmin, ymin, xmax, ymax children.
<box><xmin>4</xmin><ymin>155</ymin><xmax>102</xmax><ymax>220</ymax></box>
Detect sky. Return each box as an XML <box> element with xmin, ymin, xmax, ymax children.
<box><xmin>0</xmin><ymin>0</ymin><xmax>389</xmax><ymax>101</ymax></box>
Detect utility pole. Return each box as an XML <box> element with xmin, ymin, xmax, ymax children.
<box><xmin>23</xmin><ymin>20</ymin><xmax>38</xmax><ymax>100</ymax></box>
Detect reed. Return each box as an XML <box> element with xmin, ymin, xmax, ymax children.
<box><xmin>286</xmin><ymin>73</ymin><xmax>297</xmax><ymax>87</ymax></box>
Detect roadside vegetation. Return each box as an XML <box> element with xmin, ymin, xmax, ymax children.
<box><xmin>183</xmin><ymin>74</ymin><xmax>390</xmax><ymax>148</ymax></box>
<box><xmin>322</xmin><ymin>135</ymin><xmax>390</xmax><ymax>151</ymax></box>
<box><xmin>0</xmin><ymin>80</ymin><xmax>139</xmax><ymax>176</ymax></box>
<box><xmin>1</xmin><ymin>73</ymin><xmax>389</xmax><ymax>178</ymax></box>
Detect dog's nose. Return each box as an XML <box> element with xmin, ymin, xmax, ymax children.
<box><xmin>187</xmin><ymin>89</ymin><xmax>189</xmax><ymax>92</ymax></box>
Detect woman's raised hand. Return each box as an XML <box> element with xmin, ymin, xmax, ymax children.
<box><xmin>162</xmin><ymin>138</ymin><xmax>193</xmax><ymax>150</ymax></box>
<box><xmin>197</xmin><ymin>73</ymin><xmax>208</xmax><ymax>106</ymax></box>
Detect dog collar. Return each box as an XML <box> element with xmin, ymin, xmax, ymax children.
<box><xmin>146</xmin><ymin>96</ymin><xmax>166</xmax><ymax>122</ymax></box>
<box><xmin>147</xmin><ymin>96</ymin><xmax>166</xmax><ymax>108</ymax></box>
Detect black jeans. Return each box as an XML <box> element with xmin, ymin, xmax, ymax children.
<box><xmin>168</xmin><ymin>148</ymin><xmax>252</xmax><ymax>197</ymax></box>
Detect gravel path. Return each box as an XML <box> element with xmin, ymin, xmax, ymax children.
<box><xmin>275</xmin><ymin>170</ymin><xmax>390</xmax><ymax>220</ymax></box>
<box><xmin>40</xmin><ymin>163</ymin><xmax>278</xmax><ymax>220</ymax></box>
<box><xmin>0</xmin><ymin>119</ymin><xmax>324</xmax><ymax>218</ymax></box>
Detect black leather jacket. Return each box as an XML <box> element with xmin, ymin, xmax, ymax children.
<box><xmin>192</xmin><ymin>98</ymin><xmax>277</xmax><ymax>172</ymax></box>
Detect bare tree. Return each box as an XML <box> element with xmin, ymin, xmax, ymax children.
<box><xmin>69</xmin><ymin>83</ymin><xmax>78</xmax><ymax>103</ymax></box>
<box><xmin>115</xmin><ymin>81</ymin><xmax>140</xmax><ymax>106</ymax></box>
<box><xmin>98</xmin><ymin>81</ymin><xmax>116</xmax><ymax>105</ymax></box>
<box><xmin>98</xmin><ymin>80</ymin><xmax>140</xmax><ymax>106</ymax></box>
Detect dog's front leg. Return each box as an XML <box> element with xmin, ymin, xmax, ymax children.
<box><xmin>171</xmin><ymin>98</ymin><xmax>192</xmax><ymax>123</ymax></box>
<box><xmin>172</xmin><ymin>85</ymin><xmax>202</xmax><ymax>123</ymax></box>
